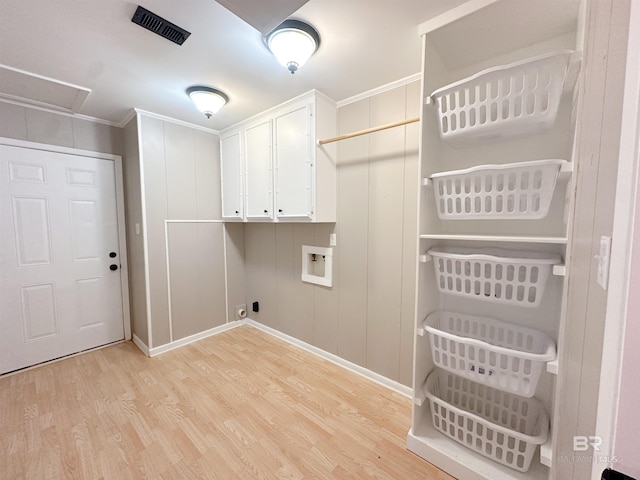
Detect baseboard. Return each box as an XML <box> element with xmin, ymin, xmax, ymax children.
<box><xmin>132</xmin><ymin>333</ymin><xmax>150</xmax><ymax>356</ymax></box>
<box><xmin>245</xmin><ymin>319</ymin><xmax>412</xmax><ymax>398</ymax></box>
<box><xmin>146</xmin><ymin>321</ymin><xmax>245</xmax><ymax>357</ymax></box>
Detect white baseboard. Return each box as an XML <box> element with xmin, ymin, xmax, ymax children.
<box><xmin>132</xmin><ymin>333</ymin><xmax>150</xmax><ymax>356</ymax></box>
<box><xmin>145</xmin><ymin>321</ymin><xmax>245</xmax><ymax>357</ymax></box>
<box><xmin>245</xmin><ymin>319</ymin><xmax>412</xmax><ymax>398</ymax></box>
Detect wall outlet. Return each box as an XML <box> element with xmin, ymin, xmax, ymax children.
<box><xmin>235</xmin><ymin>304</ymin><xmax>247</xmax><ymax>320</ymax></box>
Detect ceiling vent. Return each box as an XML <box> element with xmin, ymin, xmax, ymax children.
<box><xmin>131</xmin><ymin>6</ymin><xmax>191</xmax><ymax>45</ymax></box>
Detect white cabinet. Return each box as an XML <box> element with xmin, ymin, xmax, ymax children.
<box><xmin>274</xmin><ymin>103</ymin><xmax>312</xmax><ymax>219</ymax></box>
<box><xmin>220</xmin><ymin>130</ymin><xmax>244</xmax><ymax>220</ymax></box>
<box><xmin>245</xmin><ymin>119</ymin><xmax>273</xmax><ymax>220</ymax></box>
<box><xmin>408</xmin><ymin>2</ymin><xmax>585</xmax><ymax>480</ymax></box>
<box><xmin>220</xmin><ymin>90</ymin><xmax>336</xmax><ymax>223</ymax></box>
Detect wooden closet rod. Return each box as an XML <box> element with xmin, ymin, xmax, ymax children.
<box><xmin>317</xmin><ymin>116</ymin><xmax>420</xmax><ymax>145</ymax></box>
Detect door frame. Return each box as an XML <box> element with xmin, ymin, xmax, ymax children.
<box><xmin>0</xmin><ymin>136</ymin><xmax>132</xmax><ymax>343</ymax></box>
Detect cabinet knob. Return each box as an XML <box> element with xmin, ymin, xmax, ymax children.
<box><xmin>235</xmin><ymin>210</ymin><xmax>239</xmax><ymax>214</ymax></box>
<box><xmin>278</xmin><ymin>209</ymin><xmax>283</xmax><ymax>213</ymax></box>
<box><xmin>109</xmin><ymin>251</ymin><xmax>117</xmax><ymax>258</ymax></box>
<box><xmin>110</xmin><ymin>264</ymin><xmax>118</xmax><ymax>271</ymax></box>
<box><xmin>264</xmin><ymin>209</ymin><xmax>268</xmax><ymax>214</ymax></box>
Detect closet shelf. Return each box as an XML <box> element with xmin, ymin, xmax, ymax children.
<box><xmin>424</xmin><ymin>369</ymin><xmax>549</xmax><ymax>472</ymax></box>
<box><xmin>428</xmin><ymin>247</ymin><xmax>561</xmax><ymax>307</ymax></box>
<box><xmin>430</xmin><ymin>50</ymin><xmax>579</xmax><ymax>145</ymax></box>
<box><xmin>419</xmin><ymin>233</ymin><xmax>568</xmax><ymax>244</ymax></box>
<box><xmin>429</xmin><ymin>159</ymin><xmax>568</xmax><ymax>220</ymax></box>
<box><xmin>421</xmin><ymin>311</ymin><xmax>556</xmax><ymax>397</ymax></box>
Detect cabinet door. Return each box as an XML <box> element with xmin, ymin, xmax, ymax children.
<box><xmin>220</xmin><ymin>132</ymin><xmax>243</xmax><ymax>219</ymax></box>
<box><xmin>245</xmin><ymin>120</ymin><xmax>273</xmax><ymax>219</ymax></box>
<box><xmin>274</xmin><ymin>104</ymin><xmax>313</xmax><ymax>219</ymax></box>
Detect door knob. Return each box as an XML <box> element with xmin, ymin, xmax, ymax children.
<box><xmin>109</xmin><ymin>252</ymin><xmax>117</xmax><ymax>258</ymax></box>
<box><xmin>110</xmin><ymin>264</ymin><xmax>118</xmax><ymax>271</ymax></box>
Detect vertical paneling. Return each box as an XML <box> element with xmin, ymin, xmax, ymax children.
<box><xmin>245</xmin><ymin>224</ymin><xmax>277</xmax><ymax>328</ymax></box>
<box><xmin>313</xmin><ymin>223</ymin><xmax>339</xmax><ymax>354</ymax></box>
<box><xmin>164</xmin><ymin>123</ymin><xmax>196</xmax><ymax>219</ymax></box>
<box><xmin>195</xmin><ymin>130</ymin><xmax>221</xmax><ymax>220</ymax></box>
<box><xmin>123</xmin><ymin>119</ymin><xmax>148</xmax><ymax>346</ymax></box>
<box><xmin>274</xmin><ymin>223</ymin><xmax>295</xmax><ymax>334</ymax></box>
<box><xmin>291</xmin><ymin>224</ymin><xmax>315</xmax><ymax>343</ymax></box>
<box><xmin>336</xmin><ymin>98</ymin><xmax>370</xmax><ymax>367</ymax></box>
<box><xmin>399</xmin><ymin>81</ymin><xmax>421</xmax><ymax>387</ymax></box>
<box><xmin>242</xmin><ymin>82</ymin><xmax>420</xmax><ymax>386</ymax></box>
<box><xmin>167</xmin><ymin>222</ymin><xmax>226</xmax><ymax>340</ymax></box>
<box><xmin>139</xmin><ymin>115</ymin><xmax>170</xmax><ymax>347</ymax></box>
<box><xmin>366</xmin><ymin>87</ymin><xmax>407</xmax><ymax>380</ymax></box>
<box><xmin>224</xmin><ymin>223</ymin><xmax>246</xmax><ymax>322</ymax></box>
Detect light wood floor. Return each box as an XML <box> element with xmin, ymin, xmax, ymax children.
<box><xmin>1</xmin><ymin>325</ymin><xmax>455</xmax><ymax>479</ymax></box>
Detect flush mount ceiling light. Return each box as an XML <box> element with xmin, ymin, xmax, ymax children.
<box><xmin>265</xmin><ymin>19</ymin><xmax>320</xmax><ymax>74</ymax></box>
<box><xmin>186</xmin><ymin>86</ymin><xmax>229</xmax><ymax>118</ymax></box>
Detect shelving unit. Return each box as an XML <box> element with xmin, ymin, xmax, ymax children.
<box><xmin>408</xmin><ymin>1</ymin><xmax>585</xmax><ymax>479</ymax></box>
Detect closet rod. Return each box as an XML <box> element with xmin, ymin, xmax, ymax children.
<box><xmin>317</xmin><ymin>116</ymin><xmax>420</xmax><ymax>145</ymax></box>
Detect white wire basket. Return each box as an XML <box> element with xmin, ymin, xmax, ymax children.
<box><xmin>423</xmin><ymin>311</ymin><xmax>556</xmax><ymax>397</ymax></box>
<box><xmin>430</xmin><ymin>50</ymin><xmax>576</xmax><ymax>145</ymax></box>
<box><xmin>428</xmin><ymin>247</ymin><xmax>561</xmax><ymax>307</ymax></box>
<box><xmin>430</xmin><ymin>159</ymin><xmax>567</xmax><ymax>220</ymax></box>
<box><xmin>424</xmin><ymin>369</ymin><xmax>549</xmax><ymax>472</ymax></box>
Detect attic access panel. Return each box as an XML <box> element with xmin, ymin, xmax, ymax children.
<box><xmin>131</xmin><ymin>6</ymin><xmax>191</xmax><ymax>45</ymax></box>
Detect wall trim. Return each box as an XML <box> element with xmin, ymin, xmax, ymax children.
<box><xmin>134</xmin><ymin>109</ymin><xmax>220</xmax><ymax>135</ymax></box>
<box><xmin>245</xmin><ymin>319</ymin><xmax>412</xmax><ymax>398</ymax></box>
<box><xmin>336</xmin><ymin>73</ymin><xmax>422</xmax><ymax>108</ymax></box>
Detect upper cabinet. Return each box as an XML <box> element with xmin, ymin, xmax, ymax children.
<box><xmin>220</xmin><ymin>129</ymin><xmax>244</xmax><ymax>220</ymax></box>
<box><xmin>220</xmin><ymin>90</ymin><xmax>337</xmax><ymax>223</ymax></box>
<box><xmin>245</xmin><ymin>118</ymin><xmax>273</xmax><ymax>220</ymax></box>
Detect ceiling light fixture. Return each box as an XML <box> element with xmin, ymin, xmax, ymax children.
<box><xmin>186</xmin><ymin>86</ymin><xmax>229</xmax><ymax>118</ymax></box>
<box><xmin>265</xmin><ymin>19</ymin><xmax>320</xmax><ymax>74</ymax></box>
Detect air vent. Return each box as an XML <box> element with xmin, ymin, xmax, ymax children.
<box><xmin>131</xmin><ymin>6</ymin><xmax>191</xmax><ymax>45</ymax></box>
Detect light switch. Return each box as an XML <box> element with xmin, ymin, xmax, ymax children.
<box><xmin>329</xmin><ymin>233</ymin><xmax>337</xmax><ymax>246</ymax></box>
<box><xmin>596</xmin><ymin>235</ymin><xmax>611</xmax><ymax>290</ymax></box>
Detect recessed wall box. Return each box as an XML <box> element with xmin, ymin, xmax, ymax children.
<box><xmin>302</xmin><ymin>245</ymin><xmax>333</xmax><ymax>287</ymax></box>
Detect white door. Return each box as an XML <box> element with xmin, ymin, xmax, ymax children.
<box><xmin>245</xmin><ymin>119</ymin><xmax>273</xmax><ymax>219</ymax></box>
<box><xmin>274</xmin><ymin>104</ymin><xmax>313</xmax><ymax>219</ymax></box>
<box><xmin>0</xmin><ymin>145</ymin><xmax>125</xmax><ymax>374</ymax></box>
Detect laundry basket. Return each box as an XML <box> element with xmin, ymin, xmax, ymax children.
<box><xmin>423</xmin><ymin>311</ymin><xmax>556</xmax><ymax>397</ymax></box>
<box><xmin>424</xmin><ymin>369</ymin><xmax>549</xmax><ymax>472</ymax></box>
<box><xmin>430</xmin><ymin>50</ymin><xmax>576</xmax><ymax>145</ymax></box>
<box><xmin>428</xmin><ymin>247</ymin><xmax>561</xmax><ymax>307</ymax></box>
<box><xmin>430</xmin><ymin>159</ymin><xmax>567</xmax><ymax>220</ymax></box>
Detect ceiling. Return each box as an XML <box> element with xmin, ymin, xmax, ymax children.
<box><xmin>0</xmin><ymin>0</ymin><xmax>470</xmax><ymax>131</ymax></box>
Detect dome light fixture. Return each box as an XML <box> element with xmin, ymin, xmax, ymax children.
<box><xmin>186</xmin><ymin>86</ymin><xmax>229</xmax><ymax>118</ymax></box>
<box><xmin>265</xmin><ymin>19</ymin><xmax>320</xmax><ymax>74</ymax></box>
